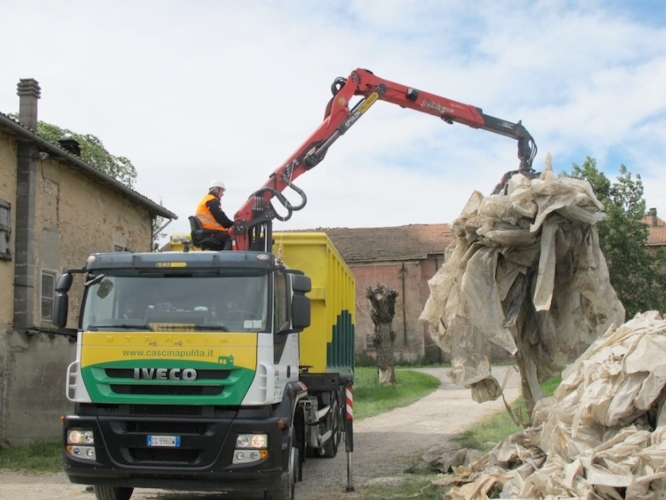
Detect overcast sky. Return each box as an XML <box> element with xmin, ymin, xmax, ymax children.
<box><xmin>2</xmin><ymin>1</ymin><xmax>665</xmax><ymax>244</ymax></box>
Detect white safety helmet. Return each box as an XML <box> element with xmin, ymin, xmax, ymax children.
<box><xmin>209</xmin><ymin>179</ymin><xmax>226</xmax><ymax>191</ymax></box>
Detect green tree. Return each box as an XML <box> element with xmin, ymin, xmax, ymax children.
<box><xmin>152</xmin><ymin>212</ymin><xmax>168</xmax><ymax>251</ymax></box>
<box><xmin>566</xmin><ymin>157</ymin><xmax>666</xmax><ymax>318</ymax></box>
<box><xmin>36</xmin><ymin>120</ymin><xmax>137</xmax><ymax>188</ymax></box>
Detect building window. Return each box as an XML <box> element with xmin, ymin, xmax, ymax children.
<box><xmin>41</xmin><ymin>270</ymin><xmax>56</xmax><ymax>322</ymax></box>
<box><xmin>0</xmin><ymin>200</ymin><xmax>10</xmax><ymax>261</ymax></box>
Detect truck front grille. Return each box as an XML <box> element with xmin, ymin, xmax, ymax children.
<box><xmin>129</xmin><ymin>447</ymin><xmax>200</xmax><ymax>463</ymax></box>
<box><xmin>110</xmin><ymin>385</ymin><xmax>223</xmax><ymax>396</ymax></box>
<box><xmin>96</xmin><ymin>415</ymin><xmax>233</xmax><ymax>468</ymax></box>
<box><xmin>129</xmin><ymin>405</ymin><xmax>203</xmax><ymax>416</ymax></box>
<box><xmin>125</xmin><ymin>421</ymin><xmax>208</xmax><ymax>434</ymax></box>
<box><xmin>105</xmin><ymin>368</ymin><xmax>231</xmax><ymax>379</ymax></box>
<box><xmin>101</xmin><ymin>368</ymin><xmax>230</xmax><ymax>397</ymax></box>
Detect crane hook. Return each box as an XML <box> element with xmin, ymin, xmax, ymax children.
<box><xmin>331</xmin><ymin>77</ymin><xmax>347</xmax><ymax>96</ymax></box>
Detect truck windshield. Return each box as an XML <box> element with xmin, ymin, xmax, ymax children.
<box><xmin>81</xmin><ymin>273</ymin><xmax>269</xmax><ymax>332</ymax></box>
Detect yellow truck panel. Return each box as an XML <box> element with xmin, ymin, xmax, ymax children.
<box><xmin>273</xmin><ymin>232</ymin><xmax>355</xmax><ymax>376</ymax></box>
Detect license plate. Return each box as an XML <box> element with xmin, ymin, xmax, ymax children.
<box><xmin>147</xmin><ymin>435</ymin><xmax>181</xmax><ymax>447</ymax></box>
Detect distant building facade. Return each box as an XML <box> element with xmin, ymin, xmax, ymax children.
<box><xmin>321</xmin><ymin>224</ymin><xmax>453</xmax><ymax>363</ymax></box>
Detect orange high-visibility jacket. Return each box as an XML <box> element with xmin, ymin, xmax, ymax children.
<box><xmin>195</xmin><ymin>194</ymin><xmax>227</xmax><ymax>231</ymax></box>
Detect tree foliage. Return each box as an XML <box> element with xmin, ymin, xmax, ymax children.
<box><xmin>566</xmin><ymin>157</ymin><xmax>666</xmax><ymax>318</ymax></box>
<box><xmin>36</xmin><ymin>120</ymin><xmax>137</xmax><ymax>188</ymax></box>
<box><xmin>152</xmin><ymin>210</ymin><xmax>169</xmax><ymax>252</ymax></box>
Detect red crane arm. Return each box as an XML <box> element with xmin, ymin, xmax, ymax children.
<box><xmin>229</xmin><ymin>68</ymin><xmax>536</xmax><ymax>251</ymax></box>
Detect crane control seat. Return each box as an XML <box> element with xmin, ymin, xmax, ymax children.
<box><xmin>188</xmin><ymin>216</ymin><xmax>226</xmax><ymax>251</ymax></box>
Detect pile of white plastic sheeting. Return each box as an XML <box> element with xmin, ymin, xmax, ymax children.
<box><xmin>439</xmin><ymin>311</ymin><xmax>666</xmax><ymax>500</ymax></box>
<box><xmin>420</xmin><ymin>154</ymin><xmax>626</xmax><ymax>405</ymax></box>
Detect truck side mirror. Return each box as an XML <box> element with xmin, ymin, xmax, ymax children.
<box><xmin>291</xmin><ymin>294</ymin><xmax>310</xmax><ymax>330</ymax></box>
<box><xmin>291</xmin><ymin>274</ymin><xmax>311</xmax><ymax>294</ymax></box>
<box><xmin>56</xmin><ymin>272</ymin><xmax>73</xmax><ymax>292</ymax></box>
<box><xmin>53</xmin><ymin>292</ymin><xmax>69</xmax><ymax>328</ymax></box>
<box><xmin>53</xmin><ymin>272</ymin><xmax>73</xmax><ymax>328</ymax></box>
<box><xmin>291</xmin><ymin>274</ymin><xmax>311</xmax><ymax>330</ymax></box>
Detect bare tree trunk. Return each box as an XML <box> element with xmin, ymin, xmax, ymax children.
<box><xmin>375</xmin><ymin>322</ymin><xmax>396</xmax><ymax>384</ymax></box>
<box><xmin>366</xmin><ymin>284</ymin><xmax>398</xmax><ymax>385</ymax></box>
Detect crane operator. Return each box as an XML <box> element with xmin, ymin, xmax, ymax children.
<box><xmin>194</xmin><ymin>179</ymin><xmax>234</xmax><ymax>250</ymax></box>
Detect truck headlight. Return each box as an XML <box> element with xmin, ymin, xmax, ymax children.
<box><xmin>67</xmin><ymin>445</ymin><xmax>96</xmax><ymax>461</ymax></box>
<box><xmin>67</xmin><ymin>429</ymin><xmax>94</xmax><ymax>445</ymax></box>
<box><xmin>234</xmin><ymin>449</ymin><xmax>266</xmax><ymax>463</ymax></box>
<box><xmin>66</xmin><ymin>429</ymin><xmax>96</xmax><ymax>461</ymax></box>
<box><xmin>236</xmin><ymin>433</ymin><xmax>267</xmax><ymax>449</ymax></box>
<box><xmin>233</xmin><ymin>433</ymin><xmax>268</xmax><ymax>464</ymax></box>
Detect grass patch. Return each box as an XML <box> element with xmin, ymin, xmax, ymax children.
<box><xmin>352</xmin><ymin>476</ymin><xmax>444</xmax><ymax>500</ymax></box>
<box><xmin>540</xmin><ymin>375</ymin><xmax>561</xmax><ymax>395</ymax></box>
<box><xmin>455</xmin><ymin>374</ymin><xmax>562</xmax><ymax>452</ymax></box>
<box><xmin>0</xmin><ymin>441</ymin><xmax>62</xmax><ymax>472</ymax></box>
<box><xmin>455</xmin><ymin>408</ymin><xmax>523</xmax><ymax>451</ymax></box>
<box><xmin>354</xmin><ymin>367</ymin><xmax>441</xmax><ymax>420</ymax></box>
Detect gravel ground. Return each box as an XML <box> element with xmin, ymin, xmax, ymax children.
<box><xmin>0</xmin><ymin>366</ymin><xmax>521</xmax><ymax>500</ymax></box>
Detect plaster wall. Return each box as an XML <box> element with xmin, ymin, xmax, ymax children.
<box><xmin>0</xmin><ymin>135</ymin><xmax>17</xmax><ymax>325</ymax></box>
<box><xmin>0</xmin><ymin>134</ymin><xmax>17</xmax><ymax>445</ymax></box>
<box><xmin>3</xmin><ymin>330</ymin><xmax>73</xmax><ymax>445</ymax></box>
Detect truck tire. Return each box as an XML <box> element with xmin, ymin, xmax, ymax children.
<box><xmin>265</xmin><ymin>442</ymin><xmax>298</xmax><ymax>500</ymax></box>
<box><xmin>320</xmin><ymin>395</ymin><xmax>342</xmax><ymax>458</ymax></box>
<box><xmin>94</xmin><ymin>486</ymin><xmax>134</xmax><ymax>500</ymax></box>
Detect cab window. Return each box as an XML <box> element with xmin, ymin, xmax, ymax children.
<box><xmin>274</xmin><ymin>272</ymin><xmax>290</xmax><ymax>332</ymax></box>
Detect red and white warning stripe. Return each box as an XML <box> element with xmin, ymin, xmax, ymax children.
<box><xmin>345</xmin><ymin>387</ymin><xmax>353</xmax><ymax>420</ymax></box>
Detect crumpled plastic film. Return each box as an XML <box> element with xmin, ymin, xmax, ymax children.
<box><xmin>439</xmin><ymin>311</ymin><xmax>666</xmax><ymax>500</ymax></box>
<box><xmin>420</xmin><ymin>153</ymin><xmax>626</xmax><ymax>403</ymax></box>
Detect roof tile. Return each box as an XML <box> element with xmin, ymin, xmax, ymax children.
<box><xmin>300</xmin><ymin>216</ymin><xmax>666</xmax><ymax>264</ymax></box>
<box><xmin>643</xmin><ymin>215</ymin><xmax>666</xmax><ymax>246</ymax></box>
<box><xmin>300</xmin><ymin>224</ymin><xmax>453</xmax><ymax>263</ymax></box>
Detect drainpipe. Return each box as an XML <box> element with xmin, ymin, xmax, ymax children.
<box><xmin>400</xmin><ymin>263</ymin><xmax>407</xmax><ymax>346</ymax></box>
<box><xmin>13</xmin><ymin>79</ymin><xmax>41</xmax><ymax>330</ymax></box>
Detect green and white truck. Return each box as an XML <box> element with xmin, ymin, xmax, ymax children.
<box><xmin>54</xmin><ymin>232</ymin><xmax>355</xmax><ymax>500</ymax></box>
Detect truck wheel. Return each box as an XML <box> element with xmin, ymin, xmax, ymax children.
<box><xmin>320</xmin><ymin>396</ymin><xmax>342</xmax><ymax>458</ymax></box>
<box><xmin>93</xmin><ymin>486</ymin><xmax>134</xmax><ymax>500</ymax></box>
<box><xmin>265</xmin><ymin>443</ymin><xmax>297</xmax><ymax>500</ymax></box>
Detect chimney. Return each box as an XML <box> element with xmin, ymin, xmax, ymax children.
<box><xmin>58</xmin><ymin>139</ymin><xmax>81</xmax><ymax>156</ymax></box>
<box><xmin>649</xmin><ymin>207</ymin><xmax>658</xmax><ymax>228</ymax></box>
<box><xmin>17</xmin><ymin>78</ymin><xmax>41</xmax><ymax>130</ymax></box>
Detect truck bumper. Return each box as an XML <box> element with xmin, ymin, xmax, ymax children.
<box><xmin>63</xmin><ymin>405</ymin><xmax>289</xmax><ymax>493</ymax></box>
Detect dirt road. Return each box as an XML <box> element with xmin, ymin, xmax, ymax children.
<box><xmin>0</xmin><ymin>366</ymin><xmax>521</xmax><ymax>500</ymax></box>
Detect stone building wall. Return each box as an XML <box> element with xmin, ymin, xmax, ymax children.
<box><xmin>0</xmin><ymin>131</ymin><xmax>155</xmax><ymax>445</ymax></box>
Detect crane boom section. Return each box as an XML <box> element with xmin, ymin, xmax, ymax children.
<box><xmin>230</xmin><ymin>68</ymin><xmax>536</xmax><ymax>251</ymax></box>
